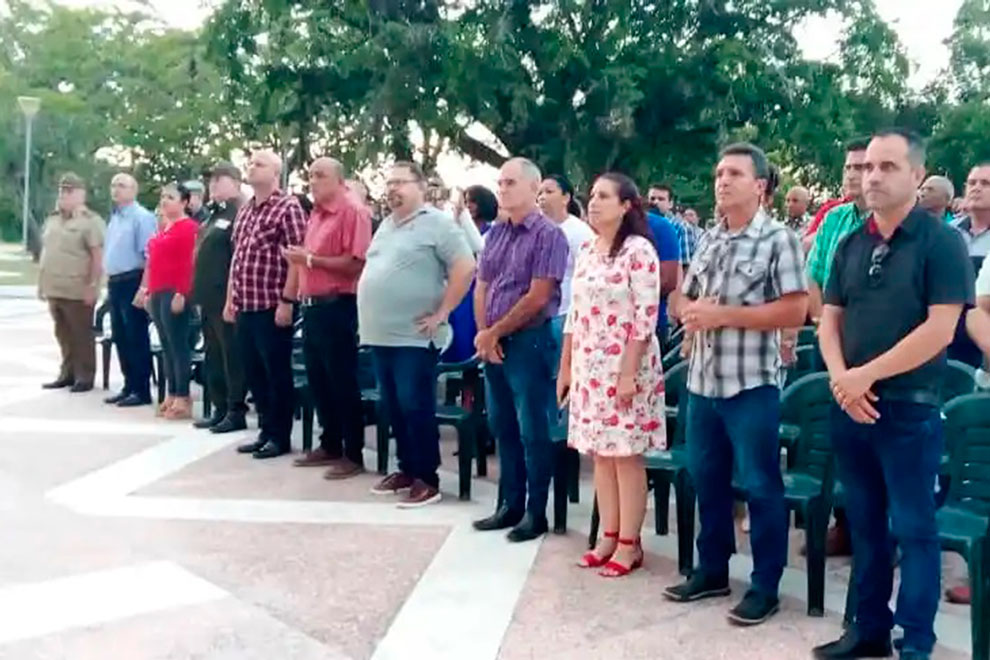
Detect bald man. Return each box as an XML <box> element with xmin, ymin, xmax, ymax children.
<box><xmin>225</xmin><ymin>149</ymin><xmax>308</xmax><ymax>459</ymax></box>
<box><xmin>919</xmin><ymin>175</ymin><xmax>955</xmax><ymax>222</ymax></box>
<box><xmin>103</xmin><ymin>172</ymin><xmax>157</xmax><ymax>407</ymax></box>
<box><xmin>286</xmin><ymin>157</ymin><xmax>372</xmax><ymax>478</ymax></box>
<box><xmin>472</xmin><ymin>156</ymin><xmax>569</xmax><ymax>542</ymax></box>
<box><xmin>784</xmin><ymin>186</ymin><xmax>811</xmax><ymax>233</ymax></box>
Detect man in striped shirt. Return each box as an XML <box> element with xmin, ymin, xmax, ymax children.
<box><xmin>663</xmin><ymin>143</ymin><xmax>808</xmax><ymax>627</ymax></box>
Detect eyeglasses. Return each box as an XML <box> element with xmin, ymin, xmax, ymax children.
<box><xmin>868</xmin><ymin>242</ymin><xmax>890</xmax><ymax>285</ymax></box>
<box><xmin>385</xmin><ymin>178</ymin><xmax>418</xmax><ymax>188</ymax></box>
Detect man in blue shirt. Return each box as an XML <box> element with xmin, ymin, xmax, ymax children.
<box><xmin>103</xmin><ymin>173</ymin><xmax>158</xmax><ymax>407</ymax></box>
<box><xmin>646</xmin><ymin>210</ymin><xmax>681</xmax><ymax>340</ymax></box>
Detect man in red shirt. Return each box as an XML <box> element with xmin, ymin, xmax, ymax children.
<box><xmin>223</xmin><ymin>150</ymin><xmax>307</xmax><ymax>459</ymax></box>
<box><xmin>287</xmin><ymin>157</ymin><xmax>372</xmax><ymax>479</ymax></box>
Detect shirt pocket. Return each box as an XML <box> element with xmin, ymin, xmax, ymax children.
<box><xmin>59</xmin><ymin>226</ymin><xmax>84</xmax><ymax>253</ymax></box>
<box><xmin>727</xmin><ymin>260</ymin><xmax>768</xmax><ymax>305</ymax></box>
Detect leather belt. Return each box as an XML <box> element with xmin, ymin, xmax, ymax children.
<box><xmin>107</xmin><ymin>268</ymin><xmax>143</xmax><ymax>284</ymax></box>
<box><xmin>300</xmin><ymin>293</ymin><xmax>354</xmax><ymax>307</ymax></box>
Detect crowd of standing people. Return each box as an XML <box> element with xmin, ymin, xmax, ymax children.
<box><xmin>34</xmin><ymin>126</ymin><xmax>990</xmax><ymax>660</ymax></box>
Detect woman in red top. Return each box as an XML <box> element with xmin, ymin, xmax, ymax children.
<box><xmin>135</xmin><ymin>183</ymin><xmax>199</xmax><ymax>419</ymax></box>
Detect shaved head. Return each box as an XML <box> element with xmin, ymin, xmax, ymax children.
<box><xmin>246</xmin><ymin>148</ymin><xmax>282</xmax><ymax>190</ymax></box>
<box><xmin>785</xmin><ymin>185</ymin><xmax>810</xmax><ymax>219</ymax></box>
<box><xmin>309</xmin><ymin>156</ymin><xmax>346</xmax><ymax>205</ymax></box>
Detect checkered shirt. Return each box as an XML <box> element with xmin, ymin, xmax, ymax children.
<box><xmin>672</xmin><ymin>216</ymin><xmax>699</xmax><ymax>266</ymax></box>
<box><xmin>681</xmin><ymin>209</ymin><xmax>808</xmax><ymax>398</ymax></box>
<box><xmin>230</xmin><ymin>190</ymin><xmax>307</xmax><ymax>312</ymax></box>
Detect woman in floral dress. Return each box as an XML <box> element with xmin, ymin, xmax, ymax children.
<box><xmin>557</xmin><ymin>172</ymin><xmax>665</xmax><ymax>577</ymax></box>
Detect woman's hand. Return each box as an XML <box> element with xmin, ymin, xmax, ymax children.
<box><xmin>556</xmin><ymin>370</ymin><xmax>571</xmax><ymax>408</ymax></box>
<box><xmin>132</xmin><ymin>287</ymin><xmax>148</xmax><ymax>310</ymax></box>
<box><xmin>170</xmin><ymin>292</ymin><xmax>185</xmax><ymax>315</ymax></box>
<box><xmin>616</xmin><ymin>373</ymin><xmax>636</xmax><ymax>410</ymax></box>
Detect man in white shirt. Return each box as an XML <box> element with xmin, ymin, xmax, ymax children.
<box><xmin>539</xmin><ymin>174</ymin><xmax>595</xmax><ymax>421</ymax></box>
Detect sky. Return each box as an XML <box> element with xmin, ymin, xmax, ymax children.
<box><xmin>52</xmin><ymin>0</ymin><xmax>963</xmax><ymax>190</ymax></box>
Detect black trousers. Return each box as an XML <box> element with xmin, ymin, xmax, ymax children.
<box><xmin>107</xmin><ymin>270</ymin><xmax>152</xmax><ymax>401</ymax></box>
<box><xmin>237</xmin><ymin>309</ymin><xmax>294</xmax><ymax>449</ymax></box>
<box><xmin>147</xmin><ymin>290</ymin><xmax>192</xmax><ymax>397</ymax></box>
<box><xmin>201</xmin><ymin>307</ymin><xmax>247</xmax><ymax>415</ymax></box>
<box><xmin>302</xmin><ymin>296</ymin><xmax>364</xmax><ymax>465</ymax></box>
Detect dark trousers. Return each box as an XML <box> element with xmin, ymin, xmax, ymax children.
<box><xmin>201</xmin><ymin>307</ymin><xmax>246</xmax><ymax>415</ymax></box>
<box><xmin>237</xmin><ymin>309</ymin><xmax>294</xmax><ymax>449</ymax></box>
<box><xmin>371</xmin><ymin>345</ymin><xmax>440</xmax><ymax>488</ymax></box>
<box><xmin>686</xmin><ymin>385</ymin><xmax>788</xmax><ymax>597</ymax></box>
<box><xmin>107</xmin><ymin>270</ymin><xmax>152</xmax><ymax>400</ymax></box>
<box><xmin>147</xmin><ymin>290</ymin><xmax>192</xmax><ymax>397</ymax></box>
<box><xmin>831</xmin><ymin>401</ymin><xmax>941</xmax><ymax>654</ymax></box>
<box><xmin>484</xmin><ymin>323</ymin><xmax>556</xmax><ymax>520</ymax></box>
<box><xmin>48</xmin><ymin>298</ymin><xmax>95</xmax><ymax>385</ymax></box>
<box><xmin>302</xmin><ymin>297</ymin><xmax>363</xmax><ymax>464</ymax></box>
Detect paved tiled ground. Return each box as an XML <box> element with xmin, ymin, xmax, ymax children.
<box><xmin>0</xmin><ymin>293</ymin><xmax>975</xmax><ymax>659</ymax></box>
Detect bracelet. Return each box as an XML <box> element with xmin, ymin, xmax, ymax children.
<box><xmin>279</xmin><ymin>296</ymin><xmax>296</xmax><ymax>305</ymax></box>
<box><xmin>306</xmin><ymin>252</ymin><xmax>313</xmax><ymax>269</ymax></box>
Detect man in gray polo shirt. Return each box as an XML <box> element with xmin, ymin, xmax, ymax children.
<box><xmin>357</xmin><ymin>160</ymin><xmax>476</xmax><ymax>508</ymax></box>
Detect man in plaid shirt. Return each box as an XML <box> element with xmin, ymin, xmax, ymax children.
<box><xmin>663</xmin><ymin>143</ymin><xmax>808</xmax><ymax>627</ymax></box>
<box><xmin>223</xmin><ymin>149</ymin><xmax>307</xmax><ymax>459</ymax></box>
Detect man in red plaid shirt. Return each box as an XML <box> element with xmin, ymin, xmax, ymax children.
<box><xmin>223</xmin><ymin>149</ymin><xmax>307</xmax><ymax>459</ymax></box>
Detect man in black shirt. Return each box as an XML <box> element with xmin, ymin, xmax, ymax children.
<box><xmin>191</xmin><ymin>162</ymin><xmax>248</xmax><ymax>433</ymax></box>
<box><xmin>813</xmin><ymin>129</ymin><xmax>974</xmax><ymax>660</ymax></box>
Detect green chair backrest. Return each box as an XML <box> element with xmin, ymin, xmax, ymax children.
<box><xmin>664</xmin><ymin>361</ymin><xmax>690</xmax><ymax>448</ymax></box>
<box><xmin>784</xmin><ymin>345</ymin><xmax>823</xmax><ymax>387</ymax></box>
<box><xmin>780</xmin><ymin>372</ymin><xmax>834</xmax><ymax>482</ymax></box>
<box><xmin>662</xmin><ymin>345</ymin><xmax>683</xmax><ymax>373</ymax></box>
<box><xmin>796</xmin><ymin>325</ymin><xmax>818</xmax><ymax>347</ymax></box>
<box><xmin>942</xmin><ymin>393</ymin><xmax>990</xmax><ymax>515</ymax></box>
<box><xmin>942</xmin><ymin>360</ymin><xmax>977</xmax><ymax>404</ymax></box>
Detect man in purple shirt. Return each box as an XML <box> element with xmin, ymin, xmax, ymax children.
<box><xmin>472</xmin><ymin>157</ymin><xmax>569</xmax><ymax>543</ymax></box>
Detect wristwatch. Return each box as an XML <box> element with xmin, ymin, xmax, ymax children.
<box><xmin>306</xmin><ymin>252</ymin><xmax>313</xmax><ymax>269</ymax></box>
<box><xmin>279</xmin><ymin>296</ymin><xmax>296</xmax><ymax>306</ymax></box>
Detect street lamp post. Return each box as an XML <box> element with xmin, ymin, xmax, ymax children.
<box><xmin>17</xmin><ymin>96</ymin><xmax>41</xmax><ymax>254</ymax></box>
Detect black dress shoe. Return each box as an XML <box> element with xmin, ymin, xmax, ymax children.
<box><xmin>812</xmin><ymin>630</ymin><xmax>892</xmax><ymax>659</ymax></box>
<box><xmin>104</xmin><ymin>391</ymin><xmax>129</xmax><ymax>404</ymax></box>
<box><xmin>42</xmin><ymin>377</ymin><xmax>74</xmax><ymax>390</ymax></box>
<box><xmin>210</xmin><ymin>412</ymin><xmax>247</xmax><ymax>434</ymax></box>
<box><xmin>473</xmin><ymin>505</ymin><xmax>524</xmax><ymax>532</ymax></box>
<box><xmin>116</xmin><ymin>394</ymin><xmax>151</xmax><ymax>407</ymax></box>
<box><xmin>193</xmin><ymin>410</ymin><xmax>226</xmax><ymax>429</ymax></box>
<box><xmin>69</xmin><ymin>382</ymin><xmax>94</xmax><ymax>393</ymax></box>
<box><xmin>507</xmin><ymin>514</ymin><xmax>549</xmax><ymax>543</ymax></box>
<box><xmin>236</xmin><ymin>438</ymin><xmax>267</xmax><ymax>454</ymax></box>
<box><xmin>252</xmin><ymin>440</ymin><xmax>287</xmax><ymax>459</ymax></box>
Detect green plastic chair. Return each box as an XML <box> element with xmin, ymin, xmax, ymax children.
<box><xmin>661</xmin><ymin>344</ymin><xmax>684</xmax><ymax>373</ymax></box>
<box><xmin>784</xmin><ymin>344</ymin><xmax>823</xmax><ymax>388</ymax></box>
<box><xmin>943</xmin><ymin>359</ymin><xmax>977</xmax><ymax>403</ymax></box>
<box><xmin>777</xmin><ymin>372</ymin><xmax>835</xmax><ymax>616</ymax></box>
<box><xmin>796</xmin><ymin>325</ymin><xmax>818</xmax><ymax>347</ymax></box>
<box><xmin>939</xmin><ymin>393</ymin><xmax>990</xmax><ymax>660</ymax></box>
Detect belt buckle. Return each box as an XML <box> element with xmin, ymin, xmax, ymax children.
<box><xmin>301</xmin><ymin>296</ymin><xmax>314</xmax><ymax>307</ymax></box>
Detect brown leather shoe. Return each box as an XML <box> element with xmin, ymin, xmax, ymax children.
<box><xmin>825</xmin><ymin>522</ymin><xmax>852</xmax><ymax>557</ymax></box>
<box><xmin>945</xmin><ymin>584</ymin><xmax>971</xmax><ymax>604</ymax></box>
<box><xmin>293</xmin><ymin>447</ymin><xmax>340</xmax><ymax>467</ymax></box>
<box><xmin>323</xmin><ymin>459</ymin><xmax>365</xmax><ymax>480</ymax></box>
<box><xmin>370</xmin><ymin>472</ymin><xmax>415</xmax><ymax>495</ymax></box>
<box><xmin>396</xmin><ymin>479</ymin><xmax>441</xmax><ymax>508</ymax></box>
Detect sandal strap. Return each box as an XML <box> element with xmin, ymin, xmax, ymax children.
<box><xmin>602</xmin><ymin>531</ymin><xmax>619</xmax><ymax>539</ymax></box>
<box><xmin>617</xmin><ymin>537</ymin><xmax>641</xmax><ymax>545</ymax></box>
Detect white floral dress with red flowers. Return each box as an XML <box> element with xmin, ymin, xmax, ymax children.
<box><xmin>564</xmin><ymin>235</ymin><xmax>666</xmax><ymax>456</ymax></box>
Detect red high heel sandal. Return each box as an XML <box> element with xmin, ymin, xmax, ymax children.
<box><xmin>577</xmin><ymin>531</ymin><xmax>619</xmax><ymax>568</ymax></box>
<box><xmin>599</xmin><ymin>538</ymin><xmax>644</xmax><ymax>578</ymax></box>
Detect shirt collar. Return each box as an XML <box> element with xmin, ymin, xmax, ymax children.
<box><xmin>718</xmin><ymin>207</ymin><xmax>770</xmax><ymax>239</ymax></box>
<box><xmin>514</xmin><ymin>209</ymin><xmax>542</xmax><ymax>230</ymax></box>
<box><xmin>314</xmin><ymin>192</ymin><xmax>348</xmax><ymax>216</ymax></box>
<box><xmin>251</xmin><ymin>189</ymin><xmax>285</xmax><ymax>209</ymax></box>
<box><xmin>391</xmin><ymin>205</ymin><xmax>429</xmax><ymax>226</ymax></box>
<box><xmin>866</xmin><ymin>204</ymin><xmax>928</xmax><ymax>238</ymax></box>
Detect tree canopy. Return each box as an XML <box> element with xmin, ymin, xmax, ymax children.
<box><xmin>2</xmin><ymin>0</ymin><xmax>990</xmax><ymax>246</ymax></box>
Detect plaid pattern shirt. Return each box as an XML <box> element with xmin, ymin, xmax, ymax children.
<box><xmin>230</xmin><ymin>189</ymin><xmax>307</xmax><ymax>312</ymax></box>
<box><xmin>671</xmin><ymin>216</ymin><xmax>700</xmax><ymax>266</ymax></box>
<box><xmin>682</xmin><ymin>209</ymin><xmax>808</xmax><ymax>398</ymax></box>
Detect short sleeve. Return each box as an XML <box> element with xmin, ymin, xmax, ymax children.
<box><xmin>976</xmin><ymin>258</ymin><xmax>990</xmax><ymax>298</ymax></box>
<box><xmin>531</xmin><ymin>225</ymin><xmax>568</xmax><ymax>281</ymax></box>
<box><xmin>344</xmin><ymin>206</ymin><xmax>373</xmax><ymax>260</ymax></box>
<box><xmin>649</xmin><ymin>217</ymin><xmax>681</xmax><ymax>263</ymax></box>
<box><xmin>281</xmin><ymin>200</ymin><xmax>308</xmax><ymax>247</ymax></box>
<box><xmin>680</xmin><ymin>231</ymin><xmax>709</xmax><ymax>298</ymax></box>
<box><xmin>805</xmin><ymin>228</ymin><xmax>826</xmax><ymax>288</ymax></box>
<box><xmin>627</xmin><ymin>238</ymin><xmax>661</xmax><ymax>341</ymax></box>
<box><xmin>926</xmin><ymin>226</ymin><xmax>975</xmax><ymax>306</ymax></box>
<box><xmin>434</xmin><ymin>216</ymin><xmax>473</xmax><ymax>267</ymax></box>
<box><xmin>823</xmin><ymin>239</ymin><xmax>847</xmax><ymax>306</ymax></box>
<box><xmin>136</xmin><ymin>209</ymin><xmax>158</xmax><ymax>257</ymax></box>
<box><xmin>771</xmin><ymin>228</ymin><xmax>808</xmax><ymax>297</ymax></box>
<box><xmin>85</xmin><ymin>215</ymin><xmax>105</xmax><ymax>249</ymax></box>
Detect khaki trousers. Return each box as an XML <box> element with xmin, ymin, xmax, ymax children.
<box><xmin>48</xmin><ymin>298</ymin><xmax>96</xmax><ymax>385</ymax></box>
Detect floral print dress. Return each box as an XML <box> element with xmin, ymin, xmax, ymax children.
<box><xmin>565</xmin><ymin>235</ymin><xmax>666</xmax><ymax>456</ymax></box>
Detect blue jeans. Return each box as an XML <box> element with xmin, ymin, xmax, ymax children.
<box><xmin>831</xmin><ymin>401</ymin><xmax>942</xmax><ymax>654</ymax></box>
<box><xmin>686</xmin><ymin>385</ymin><xmax>787</xmax><ymax>597</ymax></box>
<box><xmin>485</xmin><ymin>323</ymin><xmax>556</xmax><ymax>519</ymax></box>
<box><xmin>372</xmin><ymin>346</ymin><xmax>440</xmax><ymax>488</ymax></box>
<box><xmin>147</xmin><ymin>290</ymin><xmax>192</xmax><ymax>397</ymax></box>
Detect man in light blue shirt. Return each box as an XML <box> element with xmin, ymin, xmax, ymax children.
<box><xmin>103</xmin><ymin>173</ymin><xmax>157</xmax><ymax>407</ymax></box>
